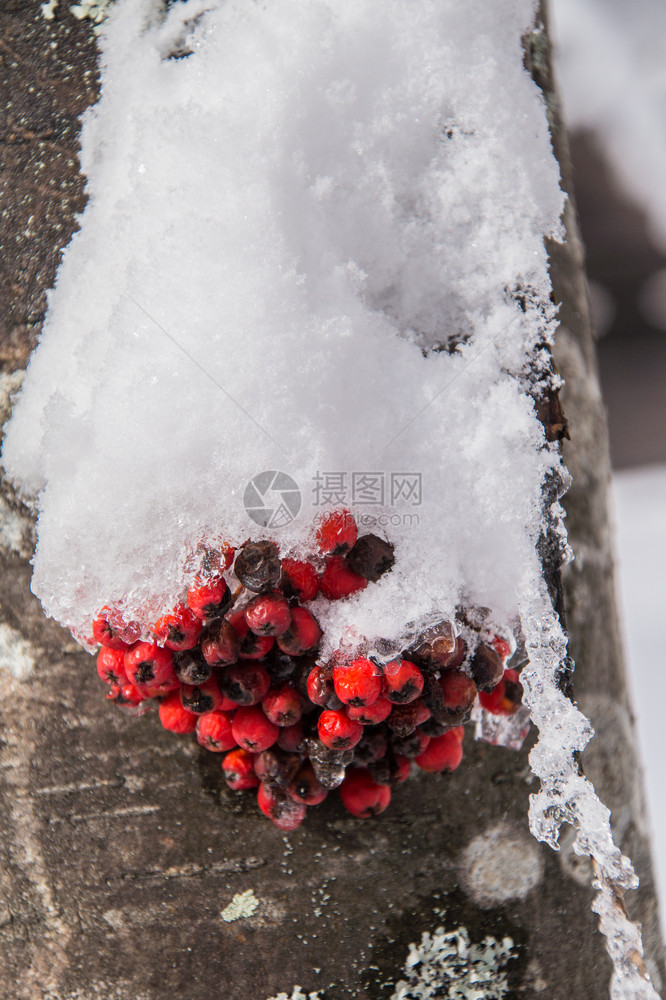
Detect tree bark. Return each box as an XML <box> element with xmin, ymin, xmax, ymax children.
<box><xmin>0</xmin><ymin>3</ymin><xmax>663</xmax><ymax>998</ymax></box>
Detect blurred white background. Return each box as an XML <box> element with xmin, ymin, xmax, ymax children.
<box><xmin>551</xmin><ymin>0</ymin><xmax>666</xmax><ymax>938</ymax></box>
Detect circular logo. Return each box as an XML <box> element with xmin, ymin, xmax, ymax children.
<box><xmin>244</xmin><ymin>471</ymin><xmax>301</xmax><ymax>528</ymax></box>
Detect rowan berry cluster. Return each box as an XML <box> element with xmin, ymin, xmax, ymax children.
<box><xmin>91</xmin><ymin>509</ymin><xmax>523</xmax><ymax>831</ymax></box>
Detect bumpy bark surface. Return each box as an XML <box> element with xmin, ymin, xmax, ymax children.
<box><xmin>0</xmin><ymin>3</ymin><xmax>663</xmax><ymax>999</ymax></box>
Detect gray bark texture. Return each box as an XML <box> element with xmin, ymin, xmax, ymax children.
<box><xmin>0</xmin><ymin>3</ymin><xmax>663</xmax><ymax>999</ymax></box>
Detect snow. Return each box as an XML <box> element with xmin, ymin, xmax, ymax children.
<box><xmin>550</xmin><ymin>0</ymin><xmax>666</xmax><ymax>250</ymax></box>
<box><xmin>3</xmin><ymin>1</ymin><xmax>659</xmax><ymax>995</ymax></box>
<box><xmin>3</xmin><ymin>0</ymin><xmax>563</xmax><ymax>652</ymax></box>
<box><xmin>613</xmin><ymin>466</ymin><xmax>666</xmax><ymax>943</ymax></box>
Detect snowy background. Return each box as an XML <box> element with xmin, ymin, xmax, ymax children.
<box><xmin>552</xmin><ymin>0</ymin><xmax>666</xmax><ymax>940</ymax></box>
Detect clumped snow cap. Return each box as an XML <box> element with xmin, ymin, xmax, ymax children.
<box><xmin>2</xmin><ymin>0</ymin><xmax>564</xmax><ymax>648</ymax></box>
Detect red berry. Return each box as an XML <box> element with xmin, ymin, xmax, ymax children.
<box><xmin>277</xmin><ymin>721</ymin><xmax>305</xmax><ymax>752</ymax></box>
<box><xmin>153</xmin><ymin>604</ymin><xmax>202</xmax><ymax>651</ymax></box>
<box><xmin>318</xmin><ymin>709</ymin><xmax>363</xmax><ymax>750</ymax></box>
<box><xmin>382</xmin><ymin>659</ymin><xmax>424</xmax><ymax>704</ymax></box>
<box><xmin>195</xmin><ymin>710</ymin><xmax>236</xmax><ymax>752</ymax></box>
<box><xmin>346</xmin><ymin>696</ymin><xmax>393</xmax><ymax>725</ymax></box>
<box><xmin>96</xmin><ymin>646</ymin><xmax>129</xmax><ymax>686</ymax></box>
<box><xmin>491</xmin><ymin>634</ymin><xmax>513</xmax><ymax>661</ymax></box>
<box><xmin>333</xmin><ymin>657</ymin><xmax>382</xmax><ymax>707</ymax></box>
<box><xmin>200</xmin><ymin>618</ymin><xmax>240</xmax><ymax>667</ymax></box>
<box><xmin>180</xmin><ymin>677</ymin><xmax>227</xmax><ymax>715</ymax></box>
<box><xmin>415</xmin><ymin>730</ymin><xmax>464</xmax><ymax>773</ymax></box>
<box><xmin>281</xmin><ymin>558</ymin><xmax>320</xmax><ymax>602</ymax></box>
<box><xmin>218</xmin><ymin>661</ymin><xmax>271</xmax><ymax>706</ymax></box>
<box><xmin>113</xmin><ymin>682</ymin><xmax>144</xmax><ymax>705</ymax></box>
<box><xmin>245</xmin><ymin>592</ymin><xmax>291</xmax><ymax>637</ymax></box>
<box><xmin>319</xmin><ymin>556</ymin><xmax>368</xmax><ymax>600</ymax></box>
<box><xmin>479</xmin><ymin>668</ymin><xmax>523</xmax><ymax>715</ymax></box>
<box><xmin>222</xmin><ymin>748</ymin><xmax>259</xmax><ymax>790</ymax></box>
<box><xmin>288</xmin><ymin>763</ymin><xmax>328</xmax><ymax>805</ymax></box>
<box><xmin>276</xmin><ymin>606</ymin><xmax>322</xmax><ymax>655</ymax></box>
<box><xmin>186</xmin><ymin>577</ymin><xmax>231</xmax><ymax>621</ymax></box>
<box><xmin>316</xmin><ymin>509</ymin><xmax>358</xmax><ymax>555</ymax></box>
<box><xmin>262</xmin><ymin>683</ymin><xmax>304</xmax><ymax>727</ymax></box>
<box><xmin>231</xmin><ymin>706</ymin><xmax>279</xmax><ymax>753</ymax></box>
<box><xmin>159</xmin><ymin>690</ymin><xmax>198</xmax><ymax>734</ymax></box>
<box><xmin>339</xmin><ymin>768</ymin><xmax>391</xmax><ymax>818</ymax></box>
<box><xmin>226</xmin><ymin>608</ymin><xmax>274</xmax><ymax>659</ymax></box>
<box><xmin>257</xmin><ymin>782</ymin><xmax>307</xmax><ymax>831</ymax></box>
<box><xmin>439</xmin><ymin>670</ymin><xmax>478</xmax><ymax>719</ymax></box>
<box><xmin>124</xmin><ymin>642</ymin><xmax>179</xmax><ymax>696</ymax></box>
<box><xmin>92</xmin><ymin>611</ymin><xmax>131</xmax><ymax>651</ymax></box>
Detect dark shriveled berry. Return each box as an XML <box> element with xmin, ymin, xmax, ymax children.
<box><xmin>469</xmin><ymin>643</ymin><xmax>505</xmax><ymax>693</ymax></box>
<box><xmin>234</xmin><ymin>541</ymin><xmax>282</xmax><ymax>592</ymax></box>
<box><xmin>180</xmin><ymin>678</ymin><xmax>226</xmax><ymax>715</ymax></box>
<box><xmin>174</xmin><ymin>650</ymin><xmax>213</xmax><ymax>686</ymax></box>
<box><xmin>391</xmin><ymin>729</ymin><xmax>430</xmax><ymax>759</ymax></box>
<box><xmin>420</xmin><ymin>717</ymin><xmax>455</xmax><ymax>738</ymax></box>
<box><xmin>345</xmin><ymin>534</ymin><xmax>395</xmax><ymax>582</ymax></box>
<box><xmin>409</xmin><ymin>619</ymin><xmax>457</xmax><ymax>671</ymax></box>
<box><xmin>386</xmin><ymin>699</ymin><xmax>430</xmax><ymax>738</ymax></box>
<box><xmin>353</xmin><ymin>728</ymin><xmax>389</xmax><ymax>764</ymax></box>
<box><xmin>217</xmin><ymin>661</ymin><xmax>271</xmax><ymax>706</ymax></box>
<box><xmin>264</xmin><ymin>649</ymin><xmax>298</xmax><ymax>685</ymax></box>
<box><xmin>253</xmin><ymin>748</ymin><xmax>301</xmax><ymax>788</ymax></box>
<box><xmin>200</xmin><ymin>618</ymin><xmax>240</xmax><ymax>667</ymax></box>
